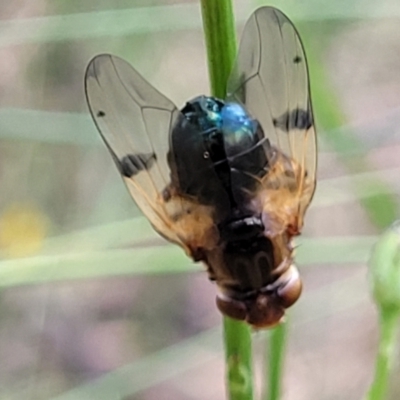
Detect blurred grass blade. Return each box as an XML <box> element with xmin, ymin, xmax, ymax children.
<box><xmin>0</xmin><ymin>5</ymin><xmax>203</xmax><ymax>46</ymax></box>
<box><xmin>2</xmin><ymin>3</ymin><xmax>400</xmax><ymax>47</ymax></box>
<box><xmin>0</xmin><ymin>236</ymin><xmax>377</xmax><ymax>287</ymax></box>
<box><xmin>50</xmin><ymin>326</ymin><xmax>223</xmax><ymax>400</ymax></box>
<box><xmin>0</xmin><ymin>247</ymin><xmax>195</xmax><ymax>288</ymax></box>
<box><xmin>0</xmin><ymin>108</ymin><xmax>98</xmax><ymax>145</ymax></box>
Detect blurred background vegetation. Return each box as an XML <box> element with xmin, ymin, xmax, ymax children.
<box><xmin>0</xmin><ymin>0</ymin><xmax>400</xmax><ymax>399</ymax></box>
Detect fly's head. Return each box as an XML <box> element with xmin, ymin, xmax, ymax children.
<box><xmin>196</xmin><ymin>215</ymin><xmax>302</xmax><ymax>328</ymax></box>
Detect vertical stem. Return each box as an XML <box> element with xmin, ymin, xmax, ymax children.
<box><xmin>366</xmin><ymin>309</ymin><xmax>400</xmax><ymax>400</ymax></box>
<box><xmin>264</xmin><ymin>324</ymin><xmax>287</xmax><ymax>400</ymax></box>
<box><xmin>199</xmin><ymin>2</ymin><xmax>253</xmax><ymax>400</ymax></box>
<box><xmin>224</xmin><ymin>317</ymin><xmax>254</xmax><ymax>400</ymax></box>
<box><xmin>200</xmin><ymin>0</ymin><xmax>237</xmax><ymax>99</ymax></box>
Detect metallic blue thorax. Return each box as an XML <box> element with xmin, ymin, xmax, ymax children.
<box><xmin>169</xmin><ymin>96</ymin><xmax>269</xmax><ymax>217</ymax></box>
<box><xmin>184</xmin><ymin>96</ymin><xmax>258</xmax><ymax>152</ymax></box>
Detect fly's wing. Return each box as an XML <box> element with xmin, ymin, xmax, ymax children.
<box><xmin>85</xmin><ymin>54</ymin><xmax>216</xmax><ymax>250</ymax></box>
<box><xmin>227</xmin><ymin>7</ymin><xmax>317</xmax><ymax>227</ymax></box>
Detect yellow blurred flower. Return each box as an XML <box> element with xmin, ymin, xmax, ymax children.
<box><xmin>0</xmin><ymin>203</ymin><xmax>49</xmax><ymax>257</ymax></box>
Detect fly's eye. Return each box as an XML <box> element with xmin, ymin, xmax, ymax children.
<box><xmin>216</xmin><ymin>295</ymin><xmax>247</xmax><ymax>322</ymax></box>
<box><xmin>276</xmin><ymin>265</ymin><xmax>302</xmax><ymax>308</ymax></box>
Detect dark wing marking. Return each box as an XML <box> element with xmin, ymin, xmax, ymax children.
<box><xmin>227</xmin><ymin>7</ymin><xmax>317</xmax><ymax>216</ymax></box>
<box><xmin>85</xmin><ymin>54</ymin><xmax>189</xmax><ymax>246</ymax></box>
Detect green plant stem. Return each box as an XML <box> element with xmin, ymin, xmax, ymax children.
<box><xmin>200</xmin><ymin>2</ymin><xmax>253</xmax><ymax>400</ymax></box>
<box><xmin>200</xmin><ymin>0</ymin><xmax>236</xmax><ymax>99</ymax></box>
<box><xmin>223</xmin><ymin>317</ymin><xmax>254</xmax><ymax>400</ymax></box>
<box><xmin>366</xmin><ymin>309</ymin><xmax>400</xmax><ymax>400</ymax></box>
<box><xmin>264</xmin><ymin>324</ymin><xmax>287</xmax><ymax>400</ymax></box>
